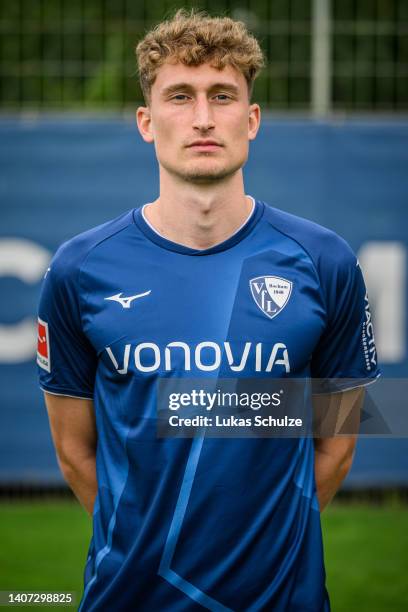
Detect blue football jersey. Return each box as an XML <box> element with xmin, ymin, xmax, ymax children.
<box><xmin>37</xmin><ymin>198</ymin><xmax>380</xmax><ymax>611</ymax></box>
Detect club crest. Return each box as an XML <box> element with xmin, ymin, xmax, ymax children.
<box><xmin>250</xmin><ymin>276</ymin><xmax>292</xmax><ymax>319</ymax></box>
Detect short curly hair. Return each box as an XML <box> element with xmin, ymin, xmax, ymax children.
<box><xmin>135</xmin><ymin>8</ymin><xmax>265</xmax><ymax>105</ymax></box>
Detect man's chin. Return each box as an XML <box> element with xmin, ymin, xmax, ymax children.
<box><xmin>184</xmin><ymin>172</ymin><xmax>232</xmax><ymax>184</ymax></box>
<box><xmin>173</xmin><ymin>162</ymin><xmax>243</xmax><ymax>184</ymax></box>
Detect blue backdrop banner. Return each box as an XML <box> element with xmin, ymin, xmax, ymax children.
<box><xmin>0</xmin><ymin>117</ymin><xmax>407</xmax><ymax>486</ymax></box>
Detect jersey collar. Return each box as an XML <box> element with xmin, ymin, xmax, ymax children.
<box><xmin>132</xmin><ymin>197</ymin><xmax>264</xmax><ymax>256</ymax></box>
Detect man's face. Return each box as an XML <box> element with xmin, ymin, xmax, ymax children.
<box><xmin>137</xmin><ymin>61</ymin><xmax>261</xmax><ymax>184</ymax></box>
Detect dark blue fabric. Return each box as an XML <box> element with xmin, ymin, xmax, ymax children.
<box><xmin>0</xmin><ymin>118</ymin><xmax>406</xmax><ymax>486</ymax></box>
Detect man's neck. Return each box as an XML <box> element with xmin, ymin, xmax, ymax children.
<box><xmin>143</xmin><ymin>174</ymin><xmax>253</xmax><ymax>250</ymax></box>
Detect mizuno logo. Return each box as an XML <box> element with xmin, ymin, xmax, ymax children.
<box><xmin>104</xmin><ymin>290</ymin><xmax>151</xmax><ymax>309</ymax></box>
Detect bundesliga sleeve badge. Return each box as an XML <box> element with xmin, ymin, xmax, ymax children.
<box><xmin>37</xmin><ymin>317</ymin><xmax>51</xmax><ymax>372</ymax></box>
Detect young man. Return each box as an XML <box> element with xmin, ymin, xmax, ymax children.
<box><xmin>37</xmin><ymin>10</ymin><xmax>380</xmax><ymax>612</ymax></box>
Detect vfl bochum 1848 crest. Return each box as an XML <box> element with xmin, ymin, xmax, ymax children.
<box><xmin>250</xmin><ymin>276</ymin><xmax>293</xmax><ymax>319</ymax></box>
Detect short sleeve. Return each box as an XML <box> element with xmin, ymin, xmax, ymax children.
<box><xmin>311</xmin><ymin>241</ymin><xmax>380</xmax><ymax>392</ymax></box>
<box><xmin>37</xmin><ymin>244</ymin><xmax>97</xmax><ymax>399</ymax></box>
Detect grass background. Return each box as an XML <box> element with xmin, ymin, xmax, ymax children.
<box><xmin>0</xmin><ymin>501</ymin><xmax>407</xmax><ymax>611</ymax></box>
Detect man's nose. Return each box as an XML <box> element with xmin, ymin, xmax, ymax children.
<box><xmin>192</xmin><ymin>98</ymin><xmax>215</xmax><ymax>131</ymax></box>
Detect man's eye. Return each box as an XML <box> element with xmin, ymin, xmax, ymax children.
<box><xmin>214</xmin><ymin>94</ymin><xmax>231</xmax><ymax>102</ymax></box>
<box><xmin>171</xmin><ymin>94</ymin><xmax>189</xmax><ymax>101</ymax></box>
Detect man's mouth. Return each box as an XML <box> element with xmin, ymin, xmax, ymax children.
<box><xmin>187</xmin><ymin>140</ymin><xmax>223</xmax><ymax>151</ymax></box>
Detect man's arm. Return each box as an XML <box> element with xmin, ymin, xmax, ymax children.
<box><xmin>313</xmin><ymin>387</ymin><xmax>365</xmax><ymax>512</ymax></box>
<box><xmin>44</xmin><ymin>391</ymin><xmax>97</xmax><ymax>515</ymax></box>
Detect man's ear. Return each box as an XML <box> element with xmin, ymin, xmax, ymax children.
<box><xmin>248</xmin><ymin>103</ymin><xmax>261</xmax><ymax>142</ymax></box>
<box><xmin>136</xmin><ymin>106</ymin><xmax>154</xmax><ymax>143</ymax></box>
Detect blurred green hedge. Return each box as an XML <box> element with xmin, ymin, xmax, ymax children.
<box><xmin>0</xmin><ymin>0</ymin><xmax>407</xmax><ymax>111</ymax></box>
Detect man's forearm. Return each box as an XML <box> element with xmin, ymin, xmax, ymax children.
<box><xmin>59</xmin><ymin>454</ymin><xmax>97</xmax><ymax>516</ymax></box>
<box><xmin>314</xmin><ymin>442</ymin><xmax>354</xmax><ymax>512</ymax></box>
<box><xmin>313</xmin><ymin>388</ymin><xmax>362</xmax><ymax>511</ymax></box>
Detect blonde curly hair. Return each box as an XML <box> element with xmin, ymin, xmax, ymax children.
<box><xmin>135</xmin><ymin>8</ymin><xmax>265</xmax><ymax>104</ymax></box>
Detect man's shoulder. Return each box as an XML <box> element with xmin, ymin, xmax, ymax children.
<box><xmin>48</xmin><ymin>209</ymin><xmax>135</xmax><ymax>284</ymax></box>
<box><xmin>261</xmin><ymin>202</ymin><xmax>357</xmax><ymax>270</ymax></box>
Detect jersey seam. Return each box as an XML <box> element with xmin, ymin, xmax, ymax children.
<box><xmin>76</xmin><ymin>217</ymin><xmax>135</xmax><ymax>332</ymax></box>
<box><xmin>262</xmin><ymin>207</ymin><xmax>329</xmax><ymax>326</ymax></box>
<box><xmin>311</xmin><ymin>372</ymin><xmax>381</xmax><ymax>395</ymax></box>
<box><xmin>40</xmin><ymin>384</ymin><xmax>93</xmax><ymax>399</ymax></box>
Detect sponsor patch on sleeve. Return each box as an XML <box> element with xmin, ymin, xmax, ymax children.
<box><xmin>37</xmin><ymin>317</ymin><xmax>51</xmax><ymax>372</ymax></box>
